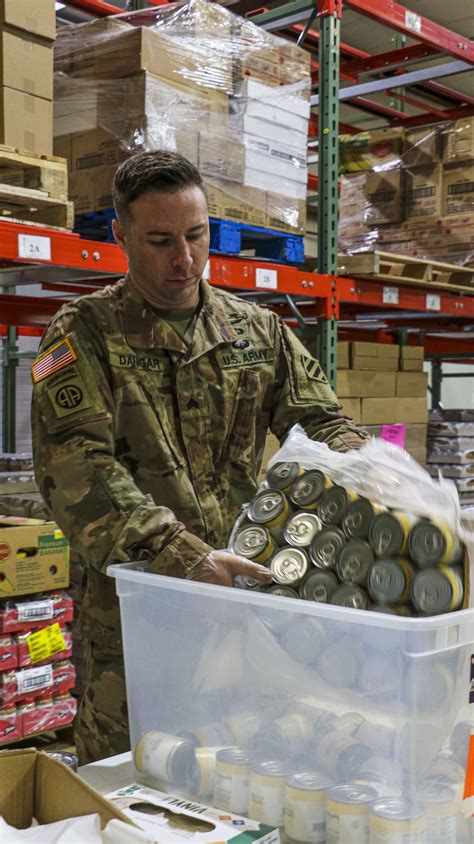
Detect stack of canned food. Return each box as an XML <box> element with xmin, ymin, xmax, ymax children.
<box><xmin>231</xmin><ymin>462</ymin><xmax>466</xmax><ymax>616</ymax></box>
<box><xmin>134</xmin><ymin>717</ymin><xmax>469</xmax><ymax>843</ymax></box>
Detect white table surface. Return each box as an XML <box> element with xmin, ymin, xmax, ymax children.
<box><xmin>78</xmin><ymin>751</ymin><xmax>135</xmax><ymax>795</ymax></box>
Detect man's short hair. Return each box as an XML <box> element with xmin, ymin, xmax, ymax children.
<box><xmin>112</xmin><ymin>150</ymin><xmax>207</xmax><ymax>223</ymax></box>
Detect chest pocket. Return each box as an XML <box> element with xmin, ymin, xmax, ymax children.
<box><xmin>114</xmin><ymin>373</ymin><xmax>185</xmax><ymax>476</ymax></box>
<box><xmin>139</xmin><ymin>375</ymin><xmax>185</xmax><ymax>474</ymax></box>
<box><xmin>222</xmin><ymin>368</ymin><xmax>260</xmax><ymax>465</ymax></box>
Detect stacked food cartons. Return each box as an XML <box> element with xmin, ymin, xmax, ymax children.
<box><xmin>427</xmin><ymin>409</ymin><xmax>474</xmax><ymax>508</ymax></box>
<box><xmin>53</xmin><ymin>0</ymin><xmax>310</xmax><ymax>237</ymax></box>
<box><xmin>0</xmin><ymin>517</ymin><xmax>75</xmax><ymax>746</ymax></box>
<box><xmin>0</xmin><ymin>1</ymin><xmax>55</xmax><ymax>154</ymax></box>
<box><xmin>338</xmin><ymin>121</ymin><xmax>474</xmax><ymax>265</ymax></box>
<box><xmin>0</xmin><ymin>453</ymin><xmax>86</xmax><ymax>701</ymax></box>
<box><xmin>335</xmin><ymin>340</ymin><xmax>428</xmax><ymax>463</ymax></box>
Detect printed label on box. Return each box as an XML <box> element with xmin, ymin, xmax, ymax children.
<box><xmin>17</xmin><ymin>600</ymin><xmax>54</xmax><ymax>623</ymax></box>
<box><xmin>380</xmin><ymin>424</ymin><xmax>407</xmax><ymax>448</ymax></box>
<box><xmin>16</xmin><ymin>664</ymin><xmax>53</xmax><ymax>695</ymax></box>
<box><xmin>26</xmin><ymin>623</ymin><xmax>67</xmax><ymax>664</ymax></box>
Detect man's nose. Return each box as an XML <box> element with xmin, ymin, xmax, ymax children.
<box><xmin>171</xmin><ymin>240</ymin><xmax>193</xmax><ymax>270</ymax></box>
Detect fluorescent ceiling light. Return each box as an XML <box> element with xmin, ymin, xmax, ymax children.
<box><xmin>55</xmin><ymin>2</ymin><xmax>66</xmax><ymax>9</ymax></box>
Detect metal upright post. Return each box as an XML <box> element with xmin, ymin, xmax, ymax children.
<box><xmin>317</xmin><ymin>0</ymin><xmax>341</xmax><ymax>388</ymax></box>
<box><xmin>2</xmin><ymin>323</ymin><xmax>18</xmax><ymax>453</ymax></box>
<box><xmin>431</xmin><ymin>359</ymin><xmax>442</xmax><ymax>408</ymax></box>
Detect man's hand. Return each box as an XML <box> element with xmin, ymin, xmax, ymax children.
<box><xmin>187</xmin><ymin>550</ymin><xmax>273</xmax><ymax>587</ymax></box>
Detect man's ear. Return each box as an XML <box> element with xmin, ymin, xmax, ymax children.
<box><xmin>112</xmin><ymin>217</ymin><xmax>127</xmax><ymax>253</ymax></box>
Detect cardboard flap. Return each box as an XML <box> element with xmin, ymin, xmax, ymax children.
<box><xmin>0</xmin><ymin>748</ymin><xmax>35</xmax><ymax>828</ymax></box>
<box><xmin>35</xmin><ymin>753</ymin><xmax>135</xmax><ymax>830</ymax></box>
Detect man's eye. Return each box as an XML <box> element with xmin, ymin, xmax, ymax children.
<box><xmin>149</xmin><ymin>241</ymin><xmax>167</xmax><ymax>247</ymax></box>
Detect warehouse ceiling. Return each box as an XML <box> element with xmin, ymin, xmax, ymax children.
<box><xmin>55</xmin><ymin>0</ymin><xmax>473</xmax><ymax>130</ymax></box>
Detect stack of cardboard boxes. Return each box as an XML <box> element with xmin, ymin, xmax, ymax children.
<box><xmin>0</xmin><ymin>516</ymin><xmax>76</xmax><ymax>746</ymax></box>
<box><xmin>0</xmin><ymin>0</ymin><xmax>55</xmax><ymax>155</ymax></box>
<box><xmin>338</xmin><ymin>121</ymin><xmax>474</xmax><ymax>265</ymax></box>
<box><xmin>337</xmin><ymin>341</ymin><xmax>428</xmax><ymax>464</ymax></box>
<box><xmin>427</xmin><ymin>409</ymin><xmax>474</xmax><ymax>507</ymax></box>
<box><xmin>53</xmin><ymin>1</ymin><xmax>310</xmax><ymax>234</ymax></box>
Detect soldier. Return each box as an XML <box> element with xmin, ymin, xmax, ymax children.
<box><xmin>31</xmin><ymin>151</ymin><xmax>366</xmax><ymax>764</ymax></box>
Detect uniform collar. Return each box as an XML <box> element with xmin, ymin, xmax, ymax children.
<box><xmin>123</xmin><ymin>274</ymin><xmax>239</xmax><ymax>354</ymax></box>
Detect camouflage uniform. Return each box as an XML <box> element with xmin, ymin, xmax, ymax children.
<box><xmin>31</xmin><ymin>274</ymin><xmax>366</xmax><ymax>763</ymax></box>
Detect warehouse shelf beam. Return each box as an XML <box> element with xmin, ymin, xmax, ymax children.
<box><xmin>253</xmin><ymin>0</ymin><xmax>473</xmax><ymax>62</ymax></box>
<box><xmin>310</xmin><ymin>60</ymin><xmax>471</xmax><ymax>104</ymax></box>
<box><xmin>62</xmin><ymin>0</ymin><xmax>124</xmax><ymax>16</ymax></box>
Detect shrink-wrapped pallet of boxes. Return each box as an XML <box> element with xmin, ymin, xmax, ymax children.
<box><xmin>338</xmin><ymin>122</ymin><xmax>474</xmax><ymax>266</ymax></box>
<box><xmin>53</xmin><ymin>0</ymin><xmax>310</xmax><ymax>241</ymax></box>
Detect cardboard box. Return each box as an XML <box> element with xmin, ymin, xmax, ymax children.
<box><xmin>442</xmin><ymin>164</ymin><xmax>474</xmax><ymax>217</ymax></box>
<box><xmin>0</xmin><ymin>87</ymin><xmax>52</xmax><ymax>155</ymax></box>
<box><xmin>396</xmin><ymin>371</ymin><xmax>429</xmax><ymax>398</ymax></box>
<box><xmin>443</xmin><ymin>117</ymin><xmax>474</xmax><ymax>164</ymax></box>
<box><xmin>69</xmin><ymin>24</ymin><xmax>233</xmax><ymax>93</ymax></box>
<box><xmin>352</xmin><ymin>355</ymin><xmax>399</xmax><ymax>372</ymax></box>
<box><xmin>361</xmin><ymin>398</ymin><xmax>398</xmax><ymax>424</ymax></box>
<box><xmin>364</xmin><ymin>169</ymin><xmax>404</xmax><ymax>224</ymax></box>
<box><xmin>105</xmin><ymin>783</ymin><xmax>280</xmax><ymax>842</ymax></box>
<box><xmin>339</xmin><ymin>128</ymin><xmax>404</xmax><ymax>173</ymax></box>
<box><xmin>396</xmin><ymin>397</ymin><xmax>428</xmax><ymax>424</ymax></box>
<box><xmin>0</xmin><ymin>749</ymin><xmax>134</xmax><ymax>831</ymax></box>
<box><xmin>0</xmin><ymin>516</ymin><xmax>69</xmax><ymax>599</ymax></box>
<box><xmin>337</xmin><ymin>341</ymin><xmax>350</xmax><ymax>369</ymax></box>
<box><xmin>0</xmin><ymin>28</ymin><xmax>53</xmax><ymax>99</ymax></box>
<box><xmin>205</xmin><ymin>180</ymin><xmax>266</xmax><ymax>227</ymax></box>
<box><xmin>405</xmin><ymin>164</ymin><xmax>443</xmax><ymax>220</ymax></box>
<box><xmin>399</xmin><ymin>357</ymin><xmax>424</xmax><ymax>372</ymax></box>
<box><xmin>336</xmin><ymin>369</ymin><xmax>363</xmax><ymax>397</ymax></box>
<box><xmin>339</xmin><ymin>397</ymin><xmax>361</xmax><ymax>424</ymax></box>
<box><xmin>351</xmin><ymin>341</ymin><xmax>378</xmax><ymax>359</ymax></box>
<box><xmin>361</xmin><ymin>370</ymin><xmax>397</xmax><ymax>398</ymax></box>
<box><xmin>0</xmin><ymin>0</ymin><xmax>56</xmax><ymax>41</ymax></box>
<box><xmin>403</xmin><ymin>127</ymin><xmax>441</xmax><ymax>168</ymax></box>
<box><xmin>400</xmin><ymin>345</ymin><xmax>424</xmax><ymax>362</ymax></box>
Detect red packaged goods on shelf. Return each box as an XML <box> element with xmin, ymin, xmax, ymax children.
<box><xmin>0</xmin><ymin>660</ymin><xmax>75</xmax><ymax>705</ymax></box>
<box><xmin>0</xmin><ymin>704</ymin><xmax>21</xmax><ymax>744</ymax></box>
<box><xmin>16</xmin><ymin>625</ymin><xmax>73</xmax><ymax>668</ymax></box>
<box><xmin>21</xmin><ymin>692</ymin><xmax>77</xmax><ymax>738</ymax></box>
<box><xmin>0</xmin><ymin>636</ymin><xmax>17</xmax><ymax>672</ymax></box>
<box><xmin>0</xmin><ymin>592</ymin><xmax>73</xmax><ymax>634</ymax></box>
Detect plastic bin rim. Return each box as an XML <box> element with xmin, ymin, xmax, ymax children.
<box><xmin>107</xmin><ymin>563</ymin><xmax>474</xmax><ymax>632</ymax></box>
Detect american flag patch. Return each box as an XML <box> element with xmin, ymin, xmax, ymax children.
<box><xmin>32</xmin><ymin>339</ymin><xmax>77</xmax><ymax>383</ymax></box>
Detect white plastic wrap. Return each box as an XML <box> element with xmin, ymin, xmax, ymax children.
<box><xmin>266</xmin><ymin>425</ymin><xmax>461</xmax><ymax>532</ymax></box>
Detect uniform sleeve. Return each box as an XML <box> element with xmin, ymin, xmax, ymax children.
<box><xmin>31</xmin><ymin>308</ymin><xmax>212</xmax><ymax>577</ymax></box>
<box><xmin>269</xmin><ymin>320</ymin><xmax>368</xmax><ymax>452</ymax></box>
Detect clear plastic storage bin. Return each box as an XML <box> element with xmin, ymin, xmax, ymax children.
<box><xmin>109</xmin><ymin>564</ymin><xmax>473</xmax><ymax>842</ymax></box>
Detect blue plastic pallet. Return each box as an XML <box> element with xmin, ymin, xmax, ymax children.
<box><xmin>209</xmin><ymin>217</ymin><xmax>304</xmax><ymax>264</ymax></box>
<box><xmin>74</xmin><ymin>208</ymin><xmax>116</xmax><ymax>242</ymax></box>
<box><xmin>74</xmin><ymin>210</ymin><xmax>304</xmax><ymax>264</ymax></box>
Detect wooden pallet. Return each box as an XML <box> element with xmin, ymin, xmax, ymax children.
<box><xmin>338</xmin><ymin>250</ymin><xmax>474</xmax><ymax>294</ymax></box>
<box><xmin>0</xmin><ymin>145</ymin><xmax>72</xmax><ymax>229</ymax></box>
<box><xmin>0</xmin><ymin>185</ymin><xmax>73</xmax><ymax>230</ymax></box>
<box><xmin>0</xmin><ymin>145</ymin><xmax>68</xmax><ymax>198</ymax></box>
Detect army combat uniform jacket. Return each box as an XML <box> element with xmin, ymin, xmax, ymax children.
<box><xmin>31</xmin><ymin>275</ymin><xmax>366</xmax><ymax>653</ymax></box>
